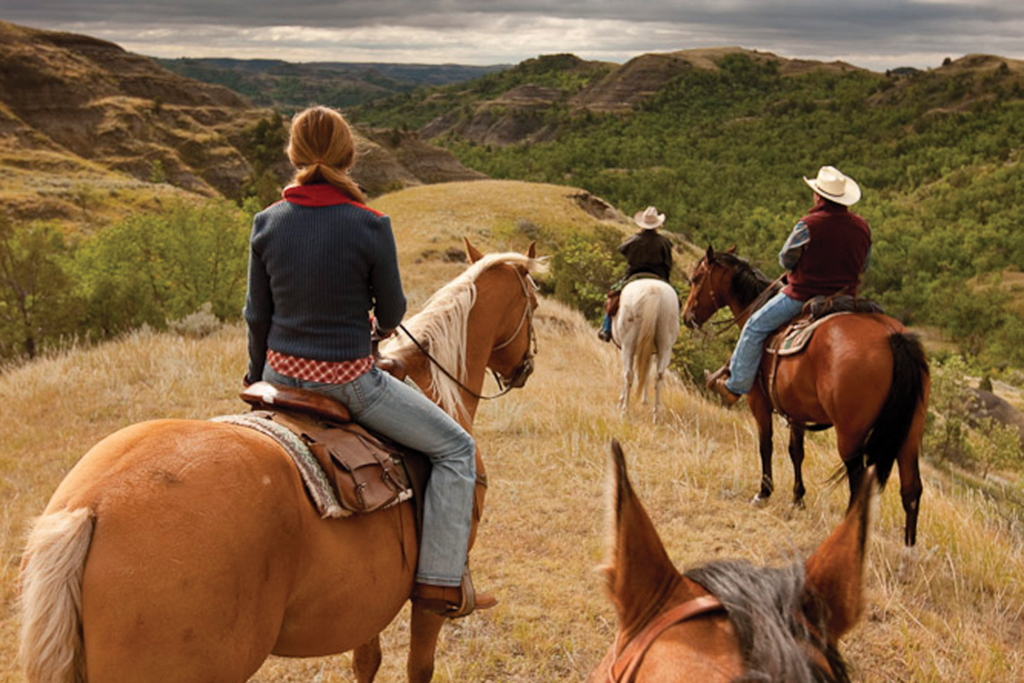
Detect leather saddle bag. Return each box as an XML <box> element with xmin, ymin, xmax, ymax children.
<box><xmin>271</xmin><ymin>411</ymin><xmax>410</xmax><ymax>515</ymax></box>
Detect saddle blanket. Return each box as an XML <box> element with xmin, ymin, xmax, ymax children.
<box><xmin>772</xmin><ymin>312</ymin><xmax>854</xmax><ymax>356</ymax></box>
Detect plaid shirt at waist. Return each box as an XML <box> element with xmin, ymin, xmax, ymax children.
<box><xmin>267</xmin><ymin>349</ymin><xmax>373</xmax><ymax>384</ymax></box>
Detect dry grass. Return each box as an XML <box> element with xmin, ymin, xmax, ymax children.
<box><xmin>2</xmin><ymin>181</ymin><xmax>1023</xmax><ymax>681</ymax></box>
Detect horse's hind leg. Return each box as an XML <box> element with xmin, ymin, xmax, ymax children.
<box><xmin>408</xmin><ymin>603</ymin><xmax>446</xmax><ymax>683</ymax></box>
<box><xmin>898</xmin><ymin>406</ymin><xmax>926</xmax><ymax>548</ymax></box>
<box><xmin>618</xmin><ymin>352</ymin><xmax>634</xmax><ymax>412</ymax></box>
<box><xmin>354</xmin><ymin>636</ymin><xmax>383</xmax><ymax>683</ymax></box>
<box><xmin>788</xmin><ymin>423</ymin><xmax>807</xmax><ymax>508</ymax></box>
<box><xmin>652</xmin><ymin>349</ymin><xmax>673</xmax><ymax>422</ymax></box>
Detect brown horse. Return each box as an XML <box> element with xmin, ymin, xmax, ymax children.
<box><xmin>682</xmin><ymin>247</ymin><xmax>929</xmax><ymax>547</ymax></box>
<box><xmin>588</xmin><ymin>439</ymin><xmax>874</xmax><ymax>683</ymax></box>
<box><xmin>18</xmin><ymin>241</ymin><xmax>542</xmax><ymax>683</ymax></box>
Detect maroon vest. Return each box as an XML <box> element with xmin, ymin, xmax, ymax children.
<box><xmin>783</xmin><ymin>204</ymin><xmax>871</xmax><ymax>301</ymax></box>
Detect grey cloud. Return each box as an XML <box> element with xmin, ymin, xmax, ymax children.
<box><xmin>3</xmin><ymin>1</ymin><xmax>1022</xmax><ymax>69</ymax></box>
<box><xmin>2</xmin><ymin>1</ymin><xmax>1013</xmax><ymax>30</ymax></box>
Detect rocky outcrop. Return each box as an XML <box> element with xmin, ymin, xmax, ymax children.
<box><xmin>359</xmin><ymin>129</ymin><xmax>487</xmax><ymax>189</ymax></box>
<box><xmin>0</xmin><ymin>20</ymin><xmax>490</xmax><ymax>211</ymax></box>
<box><xmin>0</xmin><ymin>20</ymin><xmax>257</xmax><ymax>198</ymax></box>
<box><xmin>572</xmin><ymin>53</ymin><xmax>696</xmax><ymax>114</ymax></box>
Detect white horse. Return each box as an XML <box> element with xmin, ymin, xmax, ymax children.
<box><xmin>612</xmin><ymin>278</ymin><xmax>680</xmax><ymax>419</ymax></box>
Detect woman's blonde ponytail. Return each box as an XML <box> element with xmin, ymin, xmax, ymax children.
<box><xmin>286</xmin><ymin>106</ymin><xmax>366</xmax><ymax>203</ymax></box>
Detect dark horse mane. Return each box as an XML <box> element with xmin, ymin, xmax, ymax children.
<box><xmin>685</xmin><ymin>560</ymin><xmax>850</xmax><ymax>683</ymax></box>
<box><xmin>708</xmin><ymin>251</ymin><xmax>780</xmax><ymax>310</ymax></box>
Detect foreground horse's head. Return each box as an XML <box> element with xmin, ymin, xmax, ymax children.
<box><xmin>589</xmin><ymin>440</ymin><xmax>874</xmax><ymax>683</ymax></box>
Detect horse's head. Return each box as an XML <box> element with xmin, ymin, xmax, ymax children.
<box><xmin>589</xmin><ymin>440</ymin><xmax>873</xmax><ymax>683</ymax></box>
<box><xmin>380</xmin><ymin>240</ymin><xmax>544</xmax><ymax>420</ymax></box>
<box><xmin>682</xmin><ymin>246</ymin><xmax>736</xmax><ymax>329</ymax></box>
<box><xmin>466</xmin><ymin>238</ymin><xmax>541</xmax><ymax>391</ymax></box>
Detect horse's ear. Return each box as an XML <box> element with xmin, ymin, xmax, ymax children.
<box><xmin>802</xmin><ymin>468</ymin><xmax>876</xmax><ymax>645</ymax></box>
<box><xmin>464</xmin><ymin>238</ymin><xmax>485</xmax><ymax>264</ymax></box>
<box><xmin>705</xmin><ymin>245</ymin><xmax>715</xmax><ymax>260</ymax></box>
<box><xmin>525</xmin><ymin>241</ymin><xmax>537</xmax><ymax>259</ymax></box>
<box><xmin>602</xmin><ymin>440</ymin><xmax>681</xmax><ymax>628</ymax></box>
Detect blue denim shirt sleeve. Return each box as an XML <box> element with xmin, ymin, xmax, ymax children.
<box><xmin>863</xmin><ymin>244</ymin><xmax>872</xmax><ymax>273</ymax></box>
<box><xmin>778</xmin><ymin>221</ymin><xmax>810</xmax><ymax>270</ymax></box>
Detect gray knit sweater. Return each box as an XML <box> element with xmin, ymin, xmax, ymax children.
<box><xmin>244</xmin><ymin>184</ymin><xmax>407</xmax><ymax>382</ymax></box>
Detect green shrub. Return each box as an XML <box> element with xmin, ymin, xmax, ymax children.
<box><xmin>549</xmin><ymin>231</ymin><xmax>625</xmax><ymax>322</ymax></box>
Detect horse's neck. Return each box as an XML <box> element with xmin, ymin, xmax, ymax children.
<box><xmin>726</xmin><ymin>271</ymin><xmax>771</xmax><ymax>326</ymax></box>
<box><xmin>392</xmin><ymin>345</ymin><xmax>484</xmax><ymax>430</ymax></box>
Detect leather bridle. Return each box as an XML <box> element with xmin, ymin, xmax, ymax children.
<box><xmin>398</xmin><ymin>265</ymin><xmax>538</xmax><ymax>400</ymax></box>
<box><xmin>690</xmin><ymin>259</ymin><xmax>724</xmax><ymax>316</ymax></box>
<box><xmin>688</xmin><ymin>257</ymin><xmax>786</xmax><ymax>337</ymax></box>
<box><xmin>606</xmin><ymin>595</ymin><xmax>725</xmax><ymax>683</ymax></box>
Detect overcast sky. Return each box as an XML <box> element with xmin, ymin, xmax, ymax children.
<box><xmin>4</xmin><ymin>1</ymin><xmax>1023</xmax><ymax>71</ymax></box>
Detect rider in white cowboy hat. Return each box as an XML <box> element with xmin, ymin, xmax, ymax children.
<box><xmin>598</xmin><ymin>206</ymin><xmax>674</xmax><ymax>342</ymax></box>
<box><xmin>706</xmin><ymin>166</ymin><xmax>872</xmax><ymax>406</ymax></box>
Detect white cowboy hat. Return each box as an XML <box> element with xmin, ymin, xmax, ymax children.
<box><xmin>634</xmin><ymin>206</ymin><xmax>665</xmax><ymax>230</ymax></box>
<box><xmin>803</xmin><ymin>166</ymin><xmax>861</xmax><ymax>206</ymax></box>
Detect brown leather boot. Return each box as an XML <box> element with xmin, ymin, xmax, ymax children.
<box><xmin>704</xmin><ymin>367</ymin><xmax>742</xmax><ymax>408</ymax></box>
<box><xmin>412</xmin><ymin>566</ymin><xmax>497</xmax><ymax>618</ymax></box>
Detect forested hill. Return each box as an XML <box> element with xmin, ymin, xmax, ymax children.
<box><xmin>155</xmin><ymin>57</ymin><xmax>509</xmax><ymax>112</ymax></box>
<box><xmin>351</xmin><ymin>48</ymin><xmax>1024</xmax><ymax>371</ymax></box>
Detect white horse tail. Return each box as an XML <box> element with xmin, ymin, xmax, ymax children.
<box><xmin>20</xmin><ymin>507</ymin><xmax>95</xmax><ymax>683</ymax></box>
<box><xmin>632</xmin><ymin>289</ymin><xmax>661</xmax><ymax>396</ymax></box>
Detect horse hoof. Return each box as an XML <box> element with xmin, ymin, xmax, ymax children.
<box><xmin>793</xmin><ymin>498</ymin><xmax>806</xmax><ymax>510</ymax></box>
<box><xmin>750</xmin><ymin>494</ymin><xmax>769</xmax><ymax>507</ymax></box>
<box><xmin>897</xmin><ymin>545</ymin><xmax>918</xmax><ymax>583</ymax></box>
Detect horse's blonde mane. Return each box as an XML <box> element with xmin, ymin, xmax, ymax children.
<box><xmin>382</xmin><ymin>252</ymin><xmax>542</xmax><ymax>419</ymax></box>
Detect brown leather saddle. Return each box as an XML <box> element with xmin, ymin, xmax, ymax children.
<box><xmin>759</xmin><ymin>295</ymin><xmax>884</xmax><ymax>426</ymax></box>
<box><xmin>240</xmin><ymin>381</ymin><xmax>429</xmax><ymax>527</ymax></box>
<box><xmin>605</xmin><ymin>273</ymin><xmax>672</xmax><ymax>317</ymax></box>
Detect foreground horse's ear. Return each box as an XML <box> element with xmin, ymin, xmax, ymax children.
<box><xmin>802</xmin><ymin>468</ymin><xmax>876</xmax><ymax>644</ymax></box>
<box><xmin>464</xmin><ymin>238</ymin><xmax>485</xmax><ymax>264</ymax></box>
<box><xmin>705</xmin><ymin>245</ymin><xmax>715</xmax><ymax>260</ymax></box>
<box><xmin>525</xmin><ymin>241</ymin><xmax>536</xmax><ymax>259</ymax></box>
<box><xmin>602</xmin><ymin>440</ymin><xmax>681</xmax><ymax>628</ymax></box>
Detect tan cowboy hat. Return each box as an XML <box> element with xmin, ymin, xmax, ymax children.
<box><xmin>803</xmin><ymin>166</ymin><xmax>861</xmax><ymax>206</ymax></box>
<box><xmin>634</xmin><ymin>206</ymin><xmax>665</xmax><ymax>230</ymax></box>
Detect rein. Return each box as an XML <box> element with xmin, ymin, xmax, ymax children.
<box><xmin>397</xmin><ymin>267</ymin><xmax>537</xmax><ymax>401</ymax></box>
<box><xmin>607</xmin><ymin>595</ymin><xmax>725</xmax><ymax>683</ymax></box>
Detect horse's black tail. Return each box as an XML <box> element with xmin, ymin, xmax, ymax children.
<box><xmin>859</xmin><ymin>333</ymin><xmax>929</xmax><ymax>489</ymax></box>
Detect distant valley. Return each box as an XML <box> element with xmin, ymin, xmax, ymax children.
<box><xmin>154</xmin><ymin>57</ymin><xmax>509</xmax><ymax>112</ymax></box>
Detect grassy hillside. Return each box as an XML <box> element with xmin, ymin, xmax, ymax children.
<box><xmin>2</xmin><ymin>181</ymin><xmax>1022</xmax><ymax>682</ymax></box>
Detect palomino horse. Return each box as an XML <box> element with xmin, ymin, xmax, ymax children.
<box><xmin>612</xmin><ymin>279</ymin><xmax>680</xmax><ymax>420</ymax></box>
<box><xmin>682</xmin><ymin>247</ymin><xmax>929</xmax><ymax>547</ymax></box>
<box><xmin>588</xmin><ymin>440</ymin><xmax>874</xmax><ymax>683</ymax></box>
<box><xmin>19</xmin><ymin>241</ymin><xmax>542</xmax><ymax>683</ymax></box>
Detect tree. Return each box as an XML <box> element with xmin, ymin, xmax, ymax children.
<box><xmin>0</xmin><ymin>214</ymin><xmax>81</xmax><ymax>361</ymax></box>
<box><xmin>73</xmin><ymin>199</ymin><xmax>251</xmax><ymax>338</ymax></box>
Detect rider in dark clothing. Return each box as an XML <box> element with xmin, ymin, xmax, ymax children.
<box><xmin>705</xmin><ymin>165</ymin><xmax>871</xmax><ymax>406</ymax></box>
<box><xmin>599</xmin><ymin>206</ymin><xmax>674</xmax><ymax>342</ymax></box>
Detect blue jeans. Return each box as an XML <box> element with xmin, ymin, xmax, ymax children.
<box><xmin>264</xmin><ymin>364</ymin><xmax>476</xmax><ymax>587</ymax></box>
<box><xmin>726</xmin><ymin>291</ymin><xmax>805</xmax><ymax>395</ymax></box>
